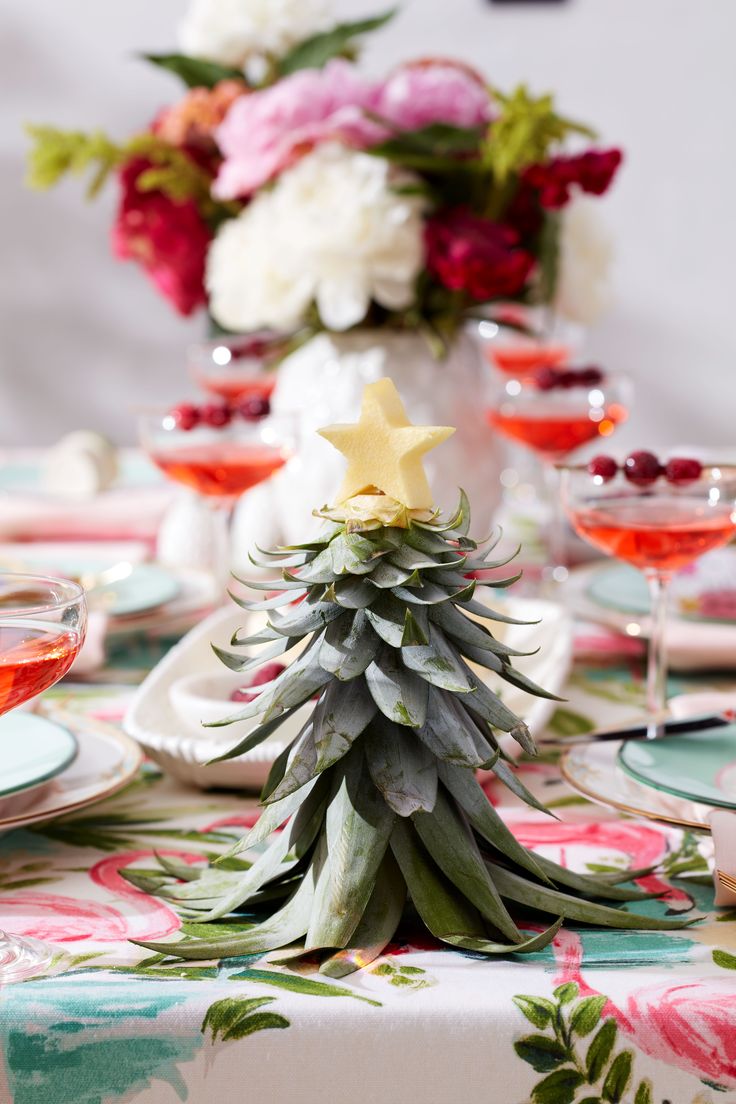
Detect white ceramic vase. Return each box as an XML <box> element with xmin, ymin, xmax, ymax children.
<box><xmin>232</xmin><ymin>329</ymin><xmax>503</xmax><ymax>566</ymax></box>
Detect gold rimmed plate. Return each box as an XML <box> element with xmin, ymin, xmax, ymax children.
<box><xmin>560</xmin><ymin>739</ymin><xmax>715</xmax><ymax>832</ymax></box>
<box><xmin>0</xmin><ymin>713</ymin><xmax>142</xmax><ymax>833</ymax></box>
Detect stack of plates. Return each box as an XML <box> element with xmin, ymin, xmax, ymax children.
<box><xmin>0</xmin><ymin>711</ymin><xmax>142</xmax><ymax>833</ymax></box>
<box><xmin>561</xmin><ymin>723</ymin><xmax>736</xmax><ymax>831</ymax></box>
<box><xmin>0</xmin><ymin>544</ymin><xmax>219</xmax><ymax>642</ymax></box>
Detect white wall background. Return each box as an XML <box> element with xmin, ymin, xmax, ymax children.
<box><xmin>1</xmin><ymin>0</ymin><xmax>735</xmax><ymax>448</ymax></box>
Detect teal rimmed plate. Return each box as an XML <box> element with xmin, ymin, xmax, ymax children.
<box><xmin>93</xmin><ymin>564</ymin><xmax>180</xmax><ymax>618</ymax></box>
<box><xmin>587</xmin><ymin>549</ymin><xmax>736</xmax><ymax>624</ymax></box>
<box><xmin>618</xmin><ymin>724</ymin><xmax>736</xmax><ymax>810</ymax></box>
<box><xmin>0</xmin><ymin>713</ymin><xmax>77</xmax><ymax>797</ymax></box>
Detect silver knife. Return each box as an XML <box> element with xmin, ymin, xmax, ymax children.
<box><xmin>542</xmin><ymin>711</ymin><xmax>734</xmax><ymax>747</ymax></box>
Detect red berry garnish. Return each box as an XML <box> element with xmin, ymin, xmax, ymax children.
<box><xmin>200</xmin><ymin>402</ymin><xmax>232</xmax><ymax>428</ymax></box>
<box><xmin>535</xmin><ymin>366</ymin><xmax>565</xmax><ymax>391</ymax></box>
<box><xmin>588</xmin><ymin>455</ymin><xmax>618</xmax><ymax>482</ymax></box>
<box><xmin>664</xmin><ymin>457</ymin><xmax>703</xmax><ymax>486</ymax></box>
<box><xmin>170</xmin><ymin>402</ymin><xmax>200</xmax><ymax>431</ymax></box>
<box><xmin>535</xmin><ymin>365</ymin><xmax>605</xmax><ymax>391</ymax></box>
<box><xmin>238</xmin><ymin>395</ymin><xmax>271</xmax><ymax>420</ymax></box>
<box><xmin>624</xmin><ymin>450</ymin><xmax>662</xmax><ymax>486</ymax></box>
<box><xmin>230</xmin><ymin>662</ymin><xmax>285</xmax><ymax>704</ymax></box>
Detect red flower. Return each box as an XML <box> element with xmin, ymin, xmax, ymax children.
<box><xmin>425</xmin><ymin>208</ymin><xmax>535</xmax><ymax>301</ymax></box>
<box><xmin>111</xmin><ymin>157</ymin><xmax>211</xmax><ymax>316</ymax></box>
<box><xmin>522</xmin><ymin>147</ymin><xmax>623</xmax><ymax>210</ymax></box>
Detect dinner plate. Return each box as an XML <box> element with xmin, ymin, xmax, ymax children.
<box><xmin>0</xmin><ymin>451</ymin><xmax>161</xmax><ymax>495</ymax></box>
<box><xmin>560</xmin><ymin>739</ymin><xmax>715</xmax><ymax>831</ymax></box>
<box><xmin>92</xmin><ymin>564</ymin><xmax>181</xmax><ymax>617</ymax></box>
<box><xmin>125</xmin><ymin>595</ymin><xmax>573</xmax><ymax>791</ymax></box>
<box><xmin>0</xmin><ymin>713</ymin><xmax>143</xmax><ymax>833</ymax></box>
<box><xmin>587</xmin><ymin>547</ymin><xmax>736</xmax><ymax>624</ymax></box>
<box><xmin>0</xmin><ymin>712</ymin><xmax>77</xmax><ymax>798</ymax></box>
<box><xmin>618</xmin><ymin>724</ymin><xmax>736</xmax><ymax>810</ymax></box>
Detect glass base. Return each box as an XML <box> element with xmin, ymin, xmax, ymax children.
<box><xmin>0</xmin><ymin>932</ymin><xmax>52</xmax><ymax>983</ymax></box>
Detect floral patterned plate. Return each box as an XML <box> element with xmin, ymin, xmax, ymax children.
<box><xmin>560</xmin><ymin>739</ymin><xmax>715</xmax><ymax>831</ymax></box>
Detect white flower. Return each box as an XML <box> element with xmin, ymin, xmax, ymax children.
<box><xmin>554</xmin><ymin>196</ymin><xmax>615</xmax><ymax>326</ymax></box>
<box><xmin>207</xmin><ymin>144</ymin><xmax>427</xmax><ymax>333</ymax></box>
<box><xmin>178</xmin><ymin>0</ymin><xmax>333</xmax><ymax>67</ymax></box>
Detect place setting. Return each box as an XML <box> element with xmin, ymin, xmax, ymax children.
<box><xmin>4</xmin><ymin>2</ymin><xmax>736</xmax><ymax>1102</ymax></box>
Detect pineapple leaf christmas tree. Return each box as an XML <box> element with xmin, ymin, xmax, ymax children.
<box><xmin>131</xmin><ymin>379</ymin><xmax>690</xmax><ymax>975</ymax></box>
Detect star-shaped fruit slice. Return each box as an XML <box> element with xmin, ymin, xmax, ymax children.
<box><xmin>318</xmin><ymin>378</ymin><xmax>454</xmax><ymax>509</ymax></box>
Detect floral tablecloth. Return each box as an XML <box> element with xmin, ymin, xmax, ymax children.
<box><xmin>2</xmin><ymin>640</ymin><xmax>736</xmax><ymax>1104</ymax></box>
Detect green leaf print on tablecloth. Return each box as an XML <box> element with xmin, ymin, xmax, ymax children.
<box><xmin>513</xmin><ymin>982</ymin><xmax>652</xmax><ymax>1104</ymax></box>
<box><xmin>201</xmin><ymin>996</ymin><xmax>290</xmax><ymax>1042</ymax></box>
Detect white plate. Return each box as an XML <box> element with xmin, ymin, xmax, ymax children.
<box><xmin>0</xmin><ymin>713</ymin><xmax>143</xmax><ymax>832</ymax></box>
<box><xmin>124</xmin><ymin>596</ymin><xmax>572</xmax><ymax>791</ymax></box>
<box><xmin>560</xmin><ymin>739</ymin><xmax>715</xmax><ymax>832</ymax></box>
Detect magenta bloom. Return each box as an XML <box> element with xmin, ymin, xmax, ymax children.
<box><xmin>112</xmin><ymin>157</ymin><xmax>211</xmax><ymax>316</ymax></box>
<box><xmin>425</xmin><ymin>207</ymin><xmax>535</xmax><ymax>301</ymax></box>
<box><xmin>376</xmin><ymin>60</ymin><xmax>492</xmax><ymax>132</ymax></box>
<box><xmin>213</xmin><ymin>60</ymin><xmax>382</xmax><ymax>199</ymax></box>
<box><xmin>522</xmin><ymin>148</ymin><xmax>623</xmax><ymax>209</ymax></box>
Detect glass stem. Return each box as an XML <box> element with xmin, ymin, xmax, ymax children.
<box><xmin>542</xmin><ymin>461</ymin><xmax>567</xmax><ymax>582</ymax></box>
<box><xmin>209</xmin><ymin>500</ymin><xmax>235</xmax><ymax>598</ymax></box>
<box><xmin>645</xmin><ymin>570</ymin><xmax>669</xmax><ymax>737</ymax></box>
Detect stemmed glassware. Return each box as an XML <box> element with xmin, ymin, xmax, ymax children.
<box><xmin>0</xmin><ymin>573</ymin><xmax>86</xmax><ymax>980</ymax></box>
<box><xmin>559</xmin><ymin>455</ymin><xmax>736</xmax><ymax>734</ymax></box>
<box><xmin>139</xmin><ymin>406</ymin><xmax>292</xmax><ymax>590</ymax></box>
<box><xmin>189</xmin><ymin>333</ymin><xmax>285</xmax><ymax>408</ymax></box>
<box><xmin>485</xmin><ymin>362</ymin><xmax>632</xmax><ymax>583</ymax></box>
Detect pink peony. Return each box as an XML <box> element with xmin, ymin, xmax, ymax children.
<box><xmin>376</xmin><ymin>59</ymin><xmax>492</xmax><ymax>133</ymax></box>
<box><xmin>213</xmin><ymin>57</ymin><xmax>493</xmax><ymax>200</ymax></box>
<box><xmin>213</xmin><ymin>59</ymin><xmax>383</xmax><ymax>198</ymax></box>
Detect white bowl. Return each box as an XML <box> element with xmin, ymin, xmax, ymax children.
<box><xmin>124</xmin><ymin>597</ymin><xmax>572</xmax><ymax>791</ymax></box>
<box><xmin>169</xmin><ymin>671</ymin><xmax>310</xmax><ymax>747</ymax></box>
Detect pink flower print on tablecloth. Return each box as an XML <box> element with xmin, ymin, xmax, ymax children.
<box><xmin>0</xmin><ymin>850</ymin><xmax>201</xmax><ymax>945</ymax></box>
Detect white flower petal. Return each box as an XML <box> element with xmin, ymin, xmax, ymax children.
<box><xmin>207</xmin><ymin>144</ymin><xmax>427</xmax><ymax>333</ymax></box>
<box><xmin>179</xmin><ymin>0</ymin><xmax>333</xmax><ymax>66</ymax></box>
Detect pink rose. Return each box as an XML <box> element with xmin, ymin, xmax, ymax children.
<box><xmin>213</xmin><ymin>59</ymin><xmax>383</xmax><ymax>199</ymax></box>
<box><xmin>376</xmin><ymin>59</ymin><xmax>492</xmax><ymax>132</ymax></box>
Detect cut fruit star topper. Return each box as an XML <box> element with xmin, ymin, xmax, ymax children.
<box><xmin>318</xmin><ymin>377</ymin><xmax>454</xmax><ymax>511</ymax></box>
<box><xmin>130</xmin><ymin>378</ymin><xmax>692</xmax><ymax>974</ymax></box>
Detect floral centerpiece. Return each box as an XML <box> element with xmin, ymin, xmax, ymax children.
<box><xmin>26</xmin><ymin>1</ymin><xmax>622</xmax><ymax>538</ymax></box>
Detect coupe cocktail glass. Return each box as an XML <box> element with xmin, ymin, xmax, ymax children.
<box><xmin>0</xmin><ymin>573</ymin><xmax>86</xmax><ymax>980</ymax></box>
<box><xmin>486</xmin><ymin>366</ymin><xmax>631</xmax><ymax>582</ymax></box>
<box><xmin>140</xmin><ymin>409</ymin><xmax>291</xmax><ymax>588</ymax></box>
<box><xmin>189</xmin><ymin>334</ymin><xmax>283</xmax><ymax>406</ymax></box>
<box><xmin>559</xmin><ymin>458</ymin><xmax>736</xmax><ymax>733</ymax></box>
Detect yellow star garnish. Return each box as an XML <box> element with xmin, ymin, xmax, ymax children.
<box><xmin>318</xmin><ymin>378</ymin><xmax>454</xmax><ymax>509</ymax></box>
